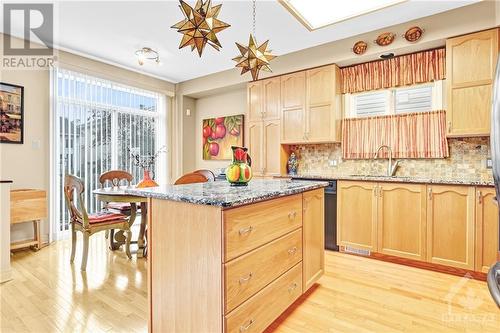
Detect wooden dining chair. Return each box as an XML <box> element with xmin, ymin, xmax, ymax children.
<box><xmin>174</xmin><ymin>172</ymin><xmax>209</xmax><ymax>185</ymax></box>
<box><xmin>64</xmin><ymin>174</ymin><xmax>133</xmax><ymax>271</ymax></box>
<box><xmin>193</xmin><ymin>169</ymin><xmax>216</xmax><ymax>181</ymax></box>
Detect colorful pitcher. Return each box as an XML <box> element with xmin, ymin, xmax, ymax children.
<box><xmin>225</xmin><ymin>146</ymin><xmax>252</xmax><ymax>186</ymax></box>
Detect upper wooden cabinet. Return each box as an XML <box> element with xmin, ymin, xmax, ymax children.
<box><xmin>305</xmin><ymin>65</ymin><xmax>342</xmax><ymax>143</ymax></box>
<box><xmin>475</xmin><ymin>187</ymin><xmax>499</xmax><ymax>273</ymax></box>
<box><xmin>281</xmin><ymin>65</ymin><xmax>341</xmax><ymax>144</ymax></box>
<box><xmin>426</xmin><ymin>185</ymin><xmax>475</xmax><ymax>270</ymax></box>
<box><xmin>337</xmin><ymin>181</ymin><xmax>377</xmax><ymax>252</ymax></box>
<box><xmin>446</xmin><ymin>28</ymin><xmax>499</xmax><ymax>136</ymax></box>
<box><xmin>247</xmin><ymin>77</ymin><xmax>281</xmax><ymax>122</ymax></box>
<box><xmin>377</xmin><ymin>183</ymin><xmax>427</xmax><ymax>261</ymax></box>
<box><xmin>247</xmin><ymin>121</ymin><xmax>263</xmax><ymax>176</ymax></box>
<box><xmin>281</xmin><ymin>71</ymin><xmax>306</xmax><ymax>143</ymax></box>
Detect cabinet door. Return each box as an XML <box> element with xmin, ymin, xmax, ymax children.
<box><xmin>262</xmin><ymin>77</ymin><xmax>281</xmax><ymax>120</ymax></box>
<box><xmin>303</xmin><ymin>189</ymin><xmax>325</xmax><ymax>291</ymax></box>
<box><xmin>337</xmin><ymin>181</ymin><xmax>377</xmax><ymax>252</ymax></box>
<box><xmin>305</xmin><ymin>65</ymin><xmax>337</xmax><ymax>143</ymax></box>
<box><xmin>281</xmin><ymin>72</ymin><xmax>305</xmax><ymax>143</ymax></box>
<box><xmin>263</xmin><ymin>120</ymin><xmax>280</xmax><ymax>176</ymax></box>
<box><xmin>247</xmin><ymin>81</ymin><xmax>262</xmax><ymax>122</ymax></box>
<box><xmin>247</xmin><ymin>121</ymin><xmax>263</xmax><ymax>176</ymax></box>
<box><xmin>475</xmin><ymin>187</ymin><xmax>499</xmax><ymax>273</ymax></box>
<box><xmin>377</xmin><ymin>183</ymin><xmax>427</xmax><ymax>261</ymax></box>
<box><xmin>426</xmin><ymin>185</ymin><xmax>475</xmax><ymax>270</ymax></box>
<box><xmin>446</xmin><ymin>28</ymin><xmax>498</xmax><ymax>136</ymax></box>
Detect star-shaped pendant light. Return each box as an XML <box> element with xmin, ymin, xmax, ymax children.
<box><xmin>233</xmin><ymin>0</ymin><xmax>277</xmax><ymax>81</ymax></box>
<box><xmin>171</xmin><ymin>0</ymin><xmax>230</xmax><ymax>57</ymax></box>
<box><xmin>233</xmin><ymin>34</ymin><xmax>276</xmax><ymax>81</ymax></box>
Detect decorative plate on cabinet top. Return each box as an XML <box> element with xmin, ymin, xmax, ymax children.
<box><xmin>403</xmin><ymin>26</ymin><xmax>424</xmax><ymax>43</ymax></box>
<box><xmin>352</xmin><ymin>41</ymin><xmax>368</xmax><ymax>55</ymax></box>
<box><xmin>374</xmin><ymin>32</ymin><xmax>395</xmax><ymax>46</ymax></box>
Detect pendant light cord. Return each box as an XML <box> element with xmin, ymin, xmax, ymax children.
<box><xmin>252</xmin><ymin>0</ymin><xmax>256</xmax><ymax>36</ymax></box>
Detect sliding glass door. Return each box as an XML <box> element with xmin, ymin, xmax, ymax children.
<box><xmin>53</xmin><ymin>68</ymin><xmax>166</xmax><ymax>237</ymax></box>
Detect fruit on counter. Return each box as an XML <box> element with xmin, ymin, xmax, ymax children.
<box><xmin>225</xmin><ymin>164</ymin><xmax>241</xmax><ymax>182</ymax></box>
<box><xmin>239</xmin><ymin>163</ymin><xmax>252</xmax><ymax>182</ymax></box>
<box><xmin>215</xmin><ymin>117</ymin><xmax>225</xmax><ymax>125</ymax></box>
<box><xmin>203</xmin><ymin>125</ymin><xmax>212</xmax><ymax>138</ymax></box>
<box><xmin>209</xmin><ymin>142</ymin><xmax>219</xmax><ymax>156</ymax></box>
<box><xmin>214</xmin><ymin>124</ymin><xmax>226</xmax><ymax>139</ymax></box>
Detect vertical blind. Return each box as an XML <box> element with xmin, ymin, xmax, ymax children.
<box><xmin>54</xmin><ymin>67</ymin><xmax>165</xmax><ymax>234</ymax></box>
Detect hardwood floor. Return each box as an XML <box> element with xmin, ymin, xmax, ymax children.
<box><xmin>1</xmin><ymin>235</ymin><xmax>499</xmax><ymax>333</ymax></box>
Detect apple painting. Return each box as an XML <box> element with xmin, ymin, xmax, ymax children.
<box><xmin>202</xmin><ymin>115</ymin><xmax>244</xmax><ymax>160</ymax></box>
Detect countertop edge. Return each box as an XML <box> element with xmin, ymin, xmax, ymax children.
<box><xmin>125</xmin><ymin>181</ymin><xmax>329</xmax><ymax>208</ymax></box>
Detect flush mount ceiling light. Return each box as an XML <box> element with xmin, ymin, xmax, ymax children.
<box><xmin>135</xmin><ymin>47</ymin><xmax>161</xmax><ymax>66</ymax></box>
<box><xmin>279</xmin><ymin>0</ymin><xmax>407</xmax><ymax>31</ymax></box>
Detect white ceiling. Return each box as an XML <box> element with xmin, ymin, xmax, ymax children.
<box><xmin>4</xmin><ymin>0</ymin><xmax>480</xmax><ymax>83</ymax></box>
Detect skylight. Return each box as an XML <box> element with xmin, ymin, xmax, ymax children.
<box><xmin>280</xmin><ymin>0</ymin><xmax>408</xmax><ymax>31</ymax></box>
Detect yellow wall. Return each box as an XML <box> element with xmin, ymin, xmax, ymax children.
<box><xmin>194</xmin><ymin>88</ymin><xmax>246</xmax><ymax>172</ymax></box>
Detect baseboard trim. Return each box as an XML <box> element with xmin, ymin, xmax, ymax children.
<box><xmin>0</xmin><ymin>269</ymin><xmax>12</xmax><ymax>283</ymax></box>
<box><xmin>339</xmin><ymin>248</ymin><xmax>487</xmax><ymax>281</ymax></box>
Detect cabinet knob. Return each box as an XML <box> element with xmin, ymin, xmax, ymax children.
<box><xmin>288</xmin><ymin>282</ymin><xmax>298</xmax><ymax>293</ymax></box>
<box><xmin>288</xmin><ymin>211</ymin><xmax>297</xmax><ymax>219</ymax></box>
<box><xmin>239</xmin><ymin>226</ymin><xmax>254</xmax><ymax>235</ymax></box>
<box><xmin>477</xmin><ymin>190</ymin><xmax>483</xmax><ymax>205</ymax></box>
<box><xmin>287</xmin><ymin>246</ymin><xmax>298</xmax><ymax>255</ymax></box>
<box><xmin>447</xmin><ymin>121</ymin><xmax>451</xmax><ymax>133</ymax></box>
<box><xmin>239</xmin><ymin>272</ymin><xmax>253</xmax><ymax>284</ymax></box>
<box><xmin>428</xmin><ymin>188</ymin><xmax>433</xmax><ymax>200</ymax></box>
<box><xmin>239</xmin><ymin>319</ymin><xmax>254</xmax><ymax>332</ymax></box>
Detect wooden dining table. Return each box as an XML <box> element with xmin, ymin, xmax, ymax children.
<box><xmin>93</xmin><ymin>186</ymin><xmax>148</xmax><ymax>258</ymax></box>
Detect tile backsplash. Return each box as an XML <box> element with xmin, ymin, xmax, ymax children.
<box><xmin>289</xmin><ymin>137</ymin><xmax>493</xmax><ymax>182</ymax></box>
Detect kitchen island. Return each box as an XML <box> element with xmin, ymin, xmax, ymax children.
<box><xmin>127</xmin><ymin>179</ymin><xmax>328</xmax><ymax>333</ymax></box>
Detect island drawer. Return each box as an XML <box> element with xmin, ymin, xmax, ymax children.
<box><xmin>224</xmin><ymin>229</ymin><xmax>302</xmax><ymax>313</ymax></box>
<box><xmin>223</xmin><ymin>194</ymin><xmax>303</xmax><ymax>261</ymax></box>
<box><xmin>224</xmin><ymin>263</ymin><xmax>302</xmax><ymax>333</ymax></box>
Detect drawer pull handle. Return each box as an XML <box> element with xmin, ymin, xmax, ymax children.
<box><xmin>288</xmin><ymin>282</ymin><xmax>298</xmax><ymax>293</ymax></box>
<box><xmin>239</xmin><ymin>272</ymin><xmax>253</xmax><ymax>284</ymax></box>
<box><xmin>239</xmin><ymin>226</ymin><xmax>254</xmax><ymax>235</ymax></box>
<box><xmin>288</xmin><ymin>211</ymin><xmax>297</xmax><ymax>219</ymax></box>
<box><xmin>240</xmin><ymin>319</ymin><xmax>254</xmax><ymax>332</ymax></box>
<box><xmin>287</xmin><ymin>246</ymin><xmax>298</xmax><ymax>255</ymax></box>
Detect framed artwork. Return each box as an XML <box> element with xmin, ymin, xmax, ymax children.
<box><xmin>202</xmin><ymin>114</ymin><xmax>244</xmax><ymax>160</ymax></box>
<box><xmin>0</xmin><ymin>82</ymin><xmax>24</xmax><ymax>144</ymax></box>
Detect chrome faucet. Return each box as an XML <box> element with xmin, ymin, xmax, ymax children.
<box><xmin>374</xmin><ymin>145</ymin><xmax>400</xmax><ymax>177</ymax></box>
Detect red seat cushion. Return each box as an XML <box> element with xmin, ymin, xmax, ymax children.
<box><xmin>105</xmin><ymin>202</ymin><xmax>132</xmax><ymax>211</ymax></box>
<box><xmin>88</xmin><ymin>211</ymin><xmax>127</xmax><ymax>224</ymax></box>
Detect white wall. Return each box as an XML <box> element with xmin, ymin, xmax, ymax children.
<box><xmin>194</xmin><ymin>88</ymin><xmax>246</xmax><ymax>172</ymax></box>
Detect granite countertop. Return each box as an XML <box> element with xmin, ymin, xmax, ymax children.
<box><xmin>125</xmin><ymin>179</ymin><xmax>329</xmax><ymax>208</ymax></box>
<box><xmin>280</xmin><ymin>174</ymin><xmax>495</xmax><ymax>186</ymax></box>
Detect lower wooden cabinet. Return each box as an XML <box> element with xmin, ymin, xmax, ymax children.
<box><xmin>302</xmin><ymin>189</ymin><xmax>325</xmax><ymax>291</ymax></box>
<box><xmin>475</xmin><ymin>187</ymin><xmax>499</xmax><ymax>273</ymax></box>
<box><xmin>426</xmin><ymin>185</ymin><xmax>475</xmax><ymax>270</ymax></box>
<box><xmin>338</xmin><ymin>180</ymin><xmax>498</xmax><ymax>273</ymax></box>
<box><xmin>337</xmin><ymin>181</ymin><xmax>377</xmax><ymax>251</ymax></box>
<box><xmin>377</xmin><ymin>183</ymin><xmax>427</xmax><ymax>261</ymax></box>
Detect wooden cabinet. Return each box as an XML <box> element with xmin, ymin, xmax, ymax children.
<box><xmin>475</xmin><ymin>187</ymin><xmax>499</xmax><ymax>273</ymax></box>
<box><xmin>302</xmin><ymin>189</ymin><xmax>325</xmax><ymax>291</ymax></box>
<box><xmin>337</xmin><ymin>181</ymin><xmax>377</xmax><ymax>252</ymax></box>
<box><xmin>247</xmin><ymin>78</ymin><xmax>281</xmax><ymax>177</ymax></box>
<box><xmin>377</xmin><ymin>183</ymin><xmax>427</xmax><ymax>261</ymax></box>
<box><xmin>281</xmin><ymin>65</ymin><xmax>341</xmax><ymax>143</ymax></box>
<box><xmin>426</xmin><ymin>185</ymin><xmax>475</xmax><ymax>270</ymax></box>
<box><xmin>446</xmin><ymin>28</ymin><xmax>499</xmax><ymax>136</ymax></box>
<box><xmin>305</xmin><ymin>65</ymin><xmax>341</xmax><ymax>142</ymax></box>
<box><xmin>281</xmin><ymin>71</ymin><xmax>306</xmax><ymax>143</ymax></box>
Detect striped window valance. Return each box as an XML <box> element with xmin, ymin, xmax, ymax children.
<box><xmin>340</xmin><ymin>48</ymin><xmax>446</xmax><ymax>94</ymax></box>
<box><xmin>341</xmin><ymin>110</ymin><xmax>449</xmax><ymax>159</ymax></box>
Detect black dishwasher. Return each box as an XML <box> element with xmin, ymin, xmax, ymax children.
<box><xmin>292</xmin><ymin>178</ymin><xmax>338</xmax><ymax>251</ymax></box>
